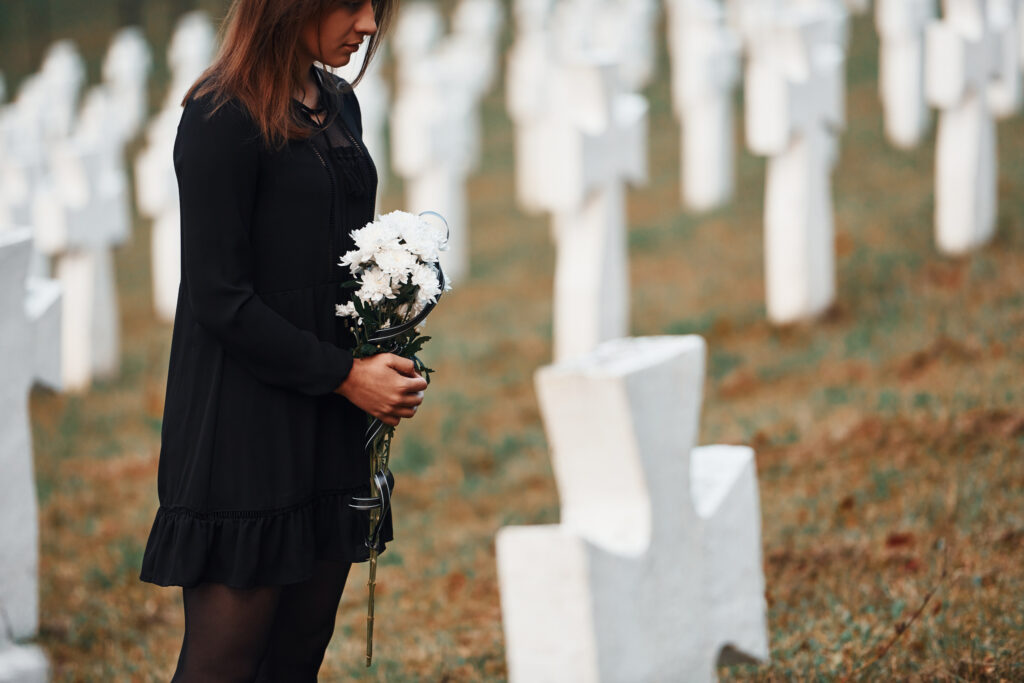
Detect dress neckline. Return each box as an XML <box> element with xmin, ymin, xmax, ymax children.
<box><xmin>293</xmin><ymin>64</ymin><xmax>329</xmax><ymax>120</ymax></box>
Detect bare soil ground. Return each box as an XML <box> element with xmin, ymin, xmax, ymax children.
<box><xmin>14</xmin><ymin>8</ymin><xmax>1023</xmax><ymax>682</ymax></box>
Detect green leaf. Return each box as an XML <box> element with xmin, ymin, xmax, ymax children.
<box><xmin>358</xmin><ymin>343</ymin><xmax>382</xmax><ymax>357</ymax></box>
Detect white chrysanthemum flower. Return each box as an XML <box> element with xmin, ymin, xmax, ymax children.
<box><xmin>379</xmin><ymin>210</ymin><xmax>422</xmax><ymax>241</ymax></box>
<box><xmin>374</xmin><ymin>245</ymin><xmax>418</xmax><ymax>281</ymax></box>
<box><xmin>351</xmin><ymin>220</ymin><xmax>401</xmax><ymax>253</ymax></box>
<box><xmin>335</xmin><ymin>301</ymin><xmax>363</xmax><ymax>324</ymax></box>
<box><xmin>410</xmin><ymin>263</ymin><xmax>442</xmax><ymax>305</ymax></box>
<box><xmin>355</xmin><ymin>266</ymin><xmax>397</xmax><ymax>305</ymax></box>
<box><xmin>402</xmin><ymin>231</ymin><xmax>440</xmax><ymax>263</ymax></box>
<box><xmin>339</xmin><ymin>248</ymin><xmax>372</xmax><ymax>275</ymax></box>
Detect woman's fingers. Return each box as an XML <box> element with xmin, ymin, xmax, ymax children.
<box><xmin>394</xmin><ymin>391</ymin><xmax>424</xmax><ymax>409</ymax></box>
<box><xmin>404</xmin><ymin>376</ymin><xmax>428</xmax><ymax>392</ymax></box>
<box><xmin>387</xmin><ymin>354</ymin><xmax>419</xmax><ymax>377</ymax></box>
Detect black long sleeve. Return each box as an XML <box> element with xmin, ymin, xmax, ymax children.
<box><xmin>175</xmin><ymin>96</ymin><xmax>353</xmax><ymax>397</ymax></box>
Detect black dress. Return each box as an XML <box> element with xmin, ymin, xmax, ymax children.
<box><xmin>139</xmin><ymin>65</ymin><xmax>392</xmax><ymax>590</ymax></box>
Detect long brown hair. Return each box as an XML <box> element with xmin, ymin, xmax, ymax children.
<box><xmin>184</xmin><ymin>0</ymin><xmax>397</xmax><ymax>149</ymax></box>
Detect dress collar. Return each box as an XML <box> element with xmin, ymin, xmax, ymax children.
<box><xmin>293</xmin><ymin>64</ymin><xmax>330</xmax><ymax>117</ymax></box>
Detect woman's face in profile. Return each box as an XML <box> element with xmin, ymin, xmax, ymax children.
<box><xmin>301</xmin><ymin>0</ymin><xmax>377</xmax><ymax>68</ymax></box>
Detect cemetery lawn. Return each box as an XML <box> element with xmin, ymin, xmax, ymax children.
<box><xmin>22</xmin><ymin>10</ymin><xmax>1023</xmax><ymax>682</ymax></box>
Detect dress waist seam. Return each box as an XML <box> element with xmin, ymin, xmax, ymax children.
<box><xmin>158</xmin><ymin>487</ymin><xmax>369</xmax><ymax>520</ymax></box>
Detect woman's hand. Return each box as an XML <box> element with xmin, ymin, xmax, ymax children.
<box><xmin>334</xmin><ymin>354</ymin><xmax>428</xmax><ymax>426</ymax></box>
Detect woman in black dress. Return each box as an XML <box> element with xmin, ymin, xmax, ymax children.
<box><xmin>137</xmin><ymin>1</ymin><xmax>424</xmax><ymax>679</ymax></box>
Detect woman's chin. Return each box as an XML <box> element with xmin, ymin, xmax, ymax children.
<box><xmin>323</xmin><ymin>54</ymin><xmax>352</xmax><ymax>69</ymax></box>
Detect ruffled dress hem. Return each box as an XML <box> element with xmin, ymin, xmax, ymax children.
<box><xmin>139</xmin><ymin>488</ymin><xmax>393</xmax><ymax>589</ymax></box>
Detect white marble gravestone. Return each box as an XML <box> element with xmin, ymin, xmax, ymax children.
<box><xmin>392</xmin><ymin>2</ymin><xmax>475</xmax><ymax>284</ymax></box>
<box><xmin>726</xmin><ymin>0</ymin><xmax>774</xmax><ymax>45</ymax></box>
<box><xmin>34</xmin><ymin>86</ymin><xmax>130</xmax><ymax>392</ymax></box>
<box><xmin>926</xmin><ymin>0</ymin><xmax>1002</xmax><ymax>254</ymax></box>
<box><xmin>2</xmin><ymin>77</ymin><xmax>47</xmax><ymax>235</ymax></box>
<box><xmin>666</xmin><ymin>0</ymin><xmax>742</xmax><ymax>212</ymax></box>
<box><xmin>0</xmin><ymin>229</ymin><xmax>61</xmax><ymax>683</ymax></box>
<box><xmin>745</xmin><ymin>5</ymin><xmax>846</xmax><ymax>325</ymax></box>
<box><xmin>452</xmin><ymin>0</ymin><xmax>506</xmax><ymax>96</ymax></box>
<box><xmin>609</xmin><ymin>0</ymin><xmax>662</xmax><ymax>91</ymax></box>
<box><xmin>9</xmin><ymin>42</ymin><xmax>88</xmax><ymax>282</ymax></box>
<box><xmin>165</xmin><ymin>11</ymin><xmax>217</xmax><ymax>108</ymax></box>
<box><xmin>333</xmin><ymin>44</ymin><xmax>392</xmax><ymax>211</ymax></box>
<box><xmin>0</xmin><ymin>79</ymin><xmax>48</xmax><ymax>287</ymax></box>
<box><xmin>496</xmin><ymin>336</ymin><xmax>768</xmax><ymax>682</ymax></box>
<box><xmin>875</xmin><ymin>0</ymin><xmax>938</xmax><ymax>149</ymax></box>
<box><xmin>1019</xmin><ymin>1</ymin><xmax>1024</xmax><ymax>67</ymax></box>
<box><xmin>507</xmin><ymin>0</ymin><xmax>559</xmax><ymax>214</ymax></box>
<box><xmin>136</xmin><ymin>107</ymin><xmax>182</xmax><ymax>323</ymax></box>
<box><xmin>38</xmin><ymin>41</ymin><xmax>86</xmax><ymax>141</ymax></box>
<box><xmin>443</xmin><ymin>0</ymin><xmax>505</xmax><ymax>175</ymax></box>
<box><xmin>532</xmin><ymin>56</ymin><xmax>647</xmax><ymax>362</ymax></box>
<box><xmin>550</xmin><ymin>0</ymin><xmax>661</xmax><ymax>92</ymax></box>
<box><xmin>102</xmin><ymin>26</ymin><xmax>153</xmax><ymax>144</ymax></box>
<box><xmin>138</xmin><ymin>11</ymin><xmax>215</xmax><ymax>322</ymax></box>
<box><xmin>0</xmin><ymin>71</ymin><xmax>13</xmax><ymax>229</ymax></box>
<box><xmin>17</xmin><ymin>41</ymin><xmax>126</xmax><ymax>391</ymax></box>
<box><xmin>987</xmin><ymin>0</ymin><xmax>1023</xmax><ymax>116</ymax></box>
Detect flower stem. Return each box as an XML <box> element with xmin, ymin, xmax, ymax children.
<box><xmin>365</xmin><ymin>546</ymin><xmax>378</xmax><ymax>667</ymax></box>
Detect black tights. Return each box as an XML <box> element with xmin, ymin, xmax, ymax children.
<box><xmin>171</xmin><ymin>560</ymin><xmax>352</xmax><ymax>683</ymax></box>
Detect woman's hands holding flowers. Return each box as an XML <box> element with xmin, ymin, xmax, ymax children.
<box><xmin>335</xmin><ymin>354</ymin><xmax>427</xmax><ymax>426</ymax></box>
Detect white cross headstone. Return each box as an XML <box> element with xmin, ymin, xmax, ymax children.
<box><xmin>496</xmin><ymin>336</ymin><xmax>769</xmax><ymax>682</ymax></box>
<box><xmin>987</xmin><ymin>0</ymin><xmax>1023</xmax><ymax>116</ymax></box>
<box><xmin>138</xmin><ymin>11</ymin><xmax>215</xmax><ymax>323</ymax></box>
<box><xmin>14</xmin><ymin>41</ymin><xmax>127</xmax><ymax>390</ymax></box>
<box><xmin>332</xmin><ymin>42</ymin><xmax>392</xmax><ymax>213</ymax></box>
<box><xmin>551</xmin><ymin>0</ymin><xmax>661</xmax><ymax>92</ymax></box>
<box><xmin>102</xmin><ymin>26</ymin><xmax>153</xmax><ymax>144</ymax></box>
<box><xmin>926</xmin><ymin>0</ymin><xmax>1003</xmax><ymax>254</ymax></box>
<box><xmin>875</xmin><ymin>0</ymin><xmax>938</xmax><ymax>149</ymax></box>
<box><xmin>531</xmin><ymin>56</ymin><xmax>647</xmax><ymax>361</ymax></box>
<box><xmin>392</xmin><ymin>2</ymin><xmax>475</xmax><ymax>284</ymax></box>
<box><xmin>452</xmin><ymin>0</ymin><xmax>506</xmax><ymax>96</ymax></box>
<box><xmin>166</xmin><ymin>11</ymin><xmax>216</xmax><ymax>108</ymax></box>
<box><xmin>435</xmin><ymin>11</ymin><xmax>497</xmax><ymax>178</ymax></box>
<box><xmin>745</xmin><ymin>5</ymin><xmax>846</xmax><ymax>325</ymax></box>
<box><xmin>726</xmin><ymin>0</ymin><xmax>777</xmax><ymax>45</ymax></box>
<box><xmin>607</xmin><ymin>0</ymin><xmax>662</xmax><ymax>91</ymax></box>
<box><xmin>136</xmin><ymin>107</ymin><xmax>181</xmax><ymax>323</ymax></box>
<box><xmin>507</xmin><ymin>0</ymin><xmax>559</xmax><ymax>215</ymax></box>
<box><xmin>0</xmin><ymin>71</ymin><xmax>13</xmax><ymax>229</ymax></box>
<box><xmin>0</xmin><ymin>228</ymin><xmax>61</xmax><ymax>682</ymax></box>
<box><xmin>1019</xmin><ymin>0</ymin><xmax>1024</xmax><ymax>67</ymax></box>
<box><xmin>2</xmin><ymin>76</ymin><xmax>47</xmax><ymax>235</ymax></box>
<box><xmin>33</xmin><ymin>85</ymin><xmax>130</xmax><ymax>392</ymax></box>
<box><xmin>6</xmin><ymin>42</ymin><xmax>87</xmax><ymax>281</ymax></box>
<box><xmin>39</xmin><ymin>40</ymin><xmax>86</xmax><ymax>142</ymax></box>
<box><xmin>667</xmin><ymin>0</ymin><xmax>742</xmax><ymax>212</ymax></box>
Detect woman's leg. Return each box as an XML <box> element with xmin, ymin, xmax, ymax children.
<box><xmin>254</xmin><ymin>559</ymin><xmax>353</xmax><ymax>682</ymax></box>
<box><xmin>171</xmin><ymin>582</ymin><xmax>282</xmax><ymax>683</ymax></box>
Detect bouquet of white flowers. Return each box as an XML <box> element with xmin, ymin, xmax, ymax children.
<box><xmin>335</xmin><ymin>210</ymin><xmax>450</xmax><ymax>667</ymax></box>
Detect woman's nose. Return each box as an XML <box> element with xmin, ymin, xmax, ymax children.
<box><xmin>357</xmin><ymin>2</ymin><xmax>377</xmax><ymax>35</ymax></box>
